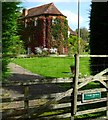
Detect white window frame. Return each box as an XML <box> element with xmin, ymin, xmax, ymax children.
<box><xmin>25</xmin><ymin>19</ymin><xmax>27</xmax><ymax>28</ymax></box>
<box><xmin>34</xmin><ymin>18</ymin><xmax>37</xmax><ymax>26</ymax></box>
<box><xmin>28</xmin><ymin>36</ymin><xmax>31</xmax><ymax>42</ymax></box>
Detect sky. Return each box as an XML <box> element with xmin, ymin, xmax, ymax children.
<box><xmin>21</xmin><ymin>0</ymin><xmax>92</xmax><ymax>31</ymax></box>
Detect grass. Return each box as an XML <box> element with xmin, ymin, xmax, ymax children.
<box><xmin>10</xmin><ymin>56</ymin><xmax>106</xmax><ymax>119</ymax></box>
<box><xmin>12</xmin><ymin>56</ymin><xmax>90</xmax><ymax>78</ymax></box>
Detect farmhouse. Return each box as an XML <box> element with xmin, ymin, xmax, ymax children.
<box><xmin>21</xmin><ymin>3</ymin><xmax>76</xmax><ymax>54</ymax></box>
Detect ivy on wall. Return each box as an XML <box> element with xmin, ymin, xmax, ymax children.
<box><xmin>46</xmin><ymin>17</ymin><xmax>52</xmax><ymax>49</ymax></box>
<box><xmin>51</xmin><ymin>17</ymin><xmax>68</xmax><ymax>54</ymax></box>
<box><xmin>22</xmin><ymin>16</ymin><xmax>68</xmax><ymax>54</ymax></box>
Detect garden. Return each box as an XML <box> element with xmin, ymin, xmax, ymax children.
<box><xmin>12</xmin><ymin>56</ymin><xmax>90</xmax><ymax>78</ymax></box>
<box><xmin>11</xmin><ymin>56</ymin><xmax>107</xmax><ymax>119</ymax></box>
<box><xmin>2</xmin><ymin>2</ymin><xmax>108</xmax><ymax>120</ymax></box>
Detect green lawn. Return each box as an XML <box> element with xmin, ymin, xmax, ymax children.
<box><xmin>12</xmin><ymin>57</ymin><xmax>105</xmax><ymax>119</ymax></box>
<box><xmin>12</xmin><ymin>56</ymin><xmax>90</xmax><ymax>78</ymax></box>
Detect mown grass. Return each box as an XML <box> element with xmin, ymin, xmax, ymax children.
<box><xmin>12</xmin><ymin>56</ymin><xmax>90</xmax><ymax>78</ymax></box>
<box><xmin>12</xmin><ymin>56</ymin><xmax>106</xmax><ymax>119</ymax></box>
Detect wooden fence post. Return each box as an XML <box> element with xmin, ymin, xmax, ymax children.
<box><xmin>71</xmin><ymin>54</ymin><xmax>79</xmax><ymax>120</ymax></box>
<box><xmin>24</xmin><ymin>85</ymin><xmax>29</xmax><ymax>110</ymax></box>
<box><xmin>107</xmin><ymin>80</ymin><xmax>108</xmax><ymax>119</ymax></box>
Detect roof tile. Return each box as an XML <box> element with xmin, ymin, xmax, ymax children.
<box><xmin>23</xmin><ymin>3</ymin><xmax>66</xmax><ymax>18</ymax></box>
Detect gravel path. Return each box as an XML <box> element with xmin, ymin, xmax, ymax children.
<box><xmin>2</xmin><ymin>63</ymin><xmax>65</xmax><ymax>98</ymax></box>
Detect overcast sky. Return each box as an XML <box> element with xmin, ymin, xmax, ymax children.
<box><xmin>21</xmin><ymin>0</ymin><xmax>92</xmax><ymax>31</ymax></box>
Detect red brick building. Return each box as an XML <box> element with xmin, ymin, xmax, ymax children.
<box><xmin>21</xmin><ymin>3</ymin><xmax>74</xmax><ymax>54</ymax></box>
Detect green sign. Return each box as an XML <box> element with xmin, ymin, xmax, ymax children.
<box><xmin>82</xmin><ymin>92</ymin><xmax>101</xmax><ymax>102</ymax></box>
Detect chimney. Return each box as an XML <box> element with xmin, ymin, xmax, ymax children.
<box><xmin>22</xmin><ymin>8</ymin><xmax>28</xmax><ymax>16</ymax></box>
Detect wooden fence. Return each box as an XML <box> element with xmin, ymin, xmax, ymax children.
<box><xmin>1</xmin><ymin>54</ymin><xmax>108</xmax><ymax>120</ymax></box>
<box><xmin>71</xmin><ymin>54</ymin><xmax>108</xmax><ymax>120</ymax></box>
<box><xmin>2</xmin><ymin>78</ymin><xmax>73</xmax><ymax>120</ymax></box>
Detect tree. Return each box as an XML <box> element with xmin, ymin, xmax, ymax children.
<box><xmin>90</xmin><ymin>2</ymin><xmax>108</xmax><ymax>74</ymax></box>
<box><xmin>76</xmin><ymin>27</ymin><xmax>90</xmax><ymax>42</ymax></box>
<box><xmin>75</xmin><ymin>27</ymin><xmax>90</xmax><ymax>53</ymax></box>
<box><xmin>2</xmin><ymin>2</ymin><xmax>24</xmax><ymax>78</ymax></box>
<box><xmin>68</xmin><ymin>35</ymin><xmax>87</xmax><ymax>55</ymax></box>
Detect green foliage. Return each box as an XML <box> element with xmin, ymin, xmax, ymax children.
<box><xmin>68</xmin><ymin>35</ymin><xmax>87</xmax><ymax>55</ymax></box>
<box><xmin>2</xmin><ymin>2</ymin><xmax>24</xmax><ymax>78</ymax></box>
<box><xmin>51</xmin><ymin>18</ymin><xmax>61</xmax><ymax>40</ymax></box>
<box><xmin>76</xmin><ymin>27</ymin><xmax>90</xmax><ymax>42</ymax></box>
<box><xmin>52</xmin><ymin>18</ymin><xmax>68</xmax><ymax>41</ymax></box>
<box><xmin>7</xmin><ymin>36</ymin><xmax>25</xmax><ymax>55</ymax></box>
<box><xmin>68</xmin><ymin>35</ymin><xmax>78</xmax><ymax>55</ymax></box>
<box><xmin>51</xmin><ymin>17</ymin><xmax>68</xmax><ymax>54</ymax></box>
<box><xmin>63</xmin><ymin>19</ymin><xmax>68</xmax><ymax>46</ymax></box>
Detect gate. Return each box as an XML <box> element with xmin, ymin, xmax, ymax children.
<box><xmin>2</xmin><ymin>78</ymin><xmax>73</xmax><ymax>120</ymax></box>
<box><xmin>1</xmin><ymin>55</ymin><xmax>108</xmax><ymax>119</ymax></box>
<box><xmin>71</xmin><ymin>54</ymin><xmax>108</xmax><ymax>120</ymax></box>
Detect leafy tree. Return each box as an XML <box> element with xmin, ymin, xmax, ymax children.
<box><xmin>68</xmin><ymin>35</ymin><xmax>87</xmax><ymax>55</ymax></box>
<box><xmin>90</xmin><ymin>2</ymin><xmax>108</xmax><ymax>74</ymax></box>
<box><xmin>68</xmin><ymin>35</ymin><xmax>78</xmax><ymax>55</ymax></box>
<box><xmin>76</xmin><ymin>27</ymin><xmax>90</xmax><ymax>42</ymax></box>
<box><xmin>2</xmin><ymin>2</ymin><xmax>24</xmax><ymax>78</ymax></box>
<box><xmin>75</xmin><ymin>27</ymin><xmax>90</xmax><ymax>53</ymax></box>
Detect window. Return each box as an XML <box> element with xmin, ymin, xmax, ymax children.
<box><xmin>25</xmin><ymin>22</ymin><xmax>27</xmax><ymax>28</ymax></box>
<box><xmin>52</xmin><ymin>17</ymin><xmax>56</xmax><ymax>24</ymax></box>
<box><xmin>52</xmin><ymin>19</ymin><xmax>55</xmax><ymax>24</ymax></box>
<box><xmin>27</xmin><ymin>47</ymin><xmax>31</xmax><ymax>55</ymax></box>
<box><xmin>28</xmin><ymin>36</ymin><xmax>31</xmax><ymax>42</ymax></box>
<box><xmin>34</xmin><ymin>18</ymin><xmax>37</xmax><ymax>26</ymax></box>
<box><xmin>25</xmin><ymin>19</ymin><xmax>27</xmax><ymax>28</ymax></box>
<box><xmin>34</xmin><ymin>20</ymin><xmax>37</xmax><ymax>26</ymax></box>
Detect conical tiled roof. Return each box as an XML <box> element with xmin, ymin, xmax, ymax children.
<box><xmin>23</xmin><ymin>3</ymin><xmax>66</xmax><ymax>18</ymax></box>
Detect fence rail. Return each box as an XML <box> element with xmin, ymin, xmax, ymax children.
<box><xmin>1</xmin><ymin>54</ymin><xmax>108</xmax><ymax>119</ymax></box>
<box><xmin>2</xmin><ymin>75</ymin><xmax>108</xmax><ymax>119</ymax></box>
<box><xmin>2</xmin><ymin>75</ymin><xmax>107</xmax><ymax>87</ymax></box>
<box><xmin>71</xmin><ymin>54</ymin><xmax>108</xmax><ymax>119</ymax></box>
<box><xmin>79</xmin><ymin>55</ymin><xmax>108</xmax><ymax>57</ymax></box>
<box><xmin>2</xmin><ymin>78</ymin><xmax>72</xmax><ymax>119</ymax></box>
<box><xmin>2</xmin><ymin>78</ymin><xmax>72</xmax><ymax>86</ymax></box>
